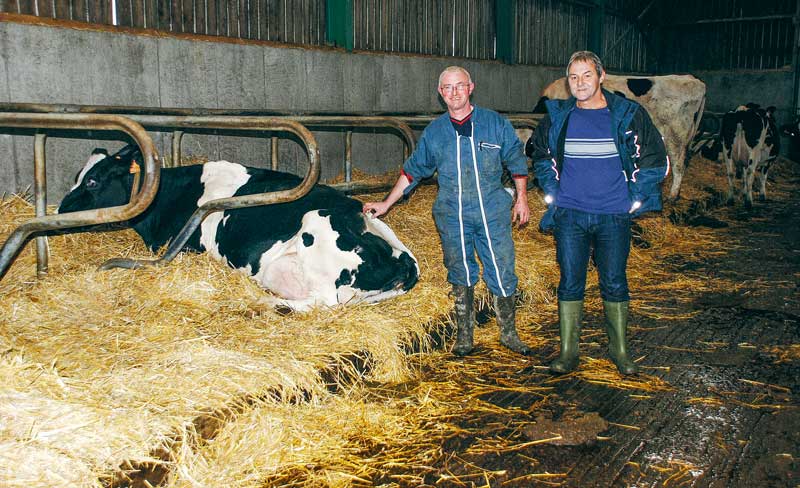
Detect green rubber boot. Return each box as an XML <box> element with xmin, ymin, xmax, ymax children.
<box><xmin>494</xmin><ymin>294</ymin><xmax>532</xmax><ymax>355</ymax></box>
<box><xmin>603</xmin><ymin>300</ymin><xmax>639</xmax><ymax>375</ymax></box>
<box><xmin>452</xmin><ymin>285</ymin><xmax>475</xmax><ymax>357</ymax></box>
<box><xmin>549</xmin><ymin>300</ymin><xmax>584</xmax><ymax>374</ymax></box>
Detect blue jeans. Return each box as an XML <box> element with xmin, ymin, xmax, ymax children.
<box><xmin>553</xmin><ymin>207</ymin><xmax>631</xmax><ymax>302</ymax></box>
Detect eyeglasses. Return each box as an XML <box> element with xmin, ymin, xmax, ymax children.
<box><xmin>440</xmin><ymin>83</ymin><xmax>470</xmax><ymax>94</ymax></box>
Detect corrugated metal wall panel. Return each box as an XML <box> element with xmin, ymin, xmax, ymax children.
<box><xmin>658</xmin><ymin>0</ymin><xmax>795</xmax><ymax>72</ymax></box>
<box><xmin>515</xmin><ymin>0</ymin><xmax>589</xmax><ymax>67</ymax></box>
<box><xmin>351</xmin><ymin>0</ymin><xmax>495</xmax><ymax>59</ymax></box>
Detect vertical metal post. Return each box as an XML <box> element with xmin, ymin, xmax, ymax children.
<box><xmin>33</xmin><ymin>133</ymin><xmax>49</xmax><ymax>278</ymax></box>
<box><xmin>792</xmin><ymin>0</ymin><xmax>800</xmax><ymax>116</ymax></box>
<box><xmin>171</xmin><ymin>130</ymin><xmax>184</xmax><ymax>168</ymax></box>
<box><xmin>271</xmin><ymin>136</ymin><xmax>279</xmax><ymax>170</ymax></box>
<box><xmin>495</xmin><ymin>0</ymin><xmax>515</xmax><ymax>64</ymax></box>
<box><xmin>345</xmin><ymin>130</ymin><xmax>353</xmax><ymax>182</ymax></box>
<box><xmin>589</xmin><ymin>0</ymin><xmax>606</xmax><ymax>57</ymax></box>
<box><xmin>325</xmin><ymin>0</ymin><xmax>354</xmax><ymax>51</ymax></box>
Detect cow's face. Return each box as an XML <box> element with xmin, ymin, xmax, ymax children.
<box><xmin>58</xmin><ymin>146</ymin><xmax>138</xmax><ymax>214</ymax></box>
<box><xmin>330</xmin><ymin>212</ymin><xmax>419</xmax><ymax>302</ymax></box>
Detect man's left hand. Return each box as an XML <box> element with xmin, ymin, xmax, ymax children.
<box><xmin>512</xmin><ymin>195</ymin><xmax>530</xmax><ymax>227</ymax></box>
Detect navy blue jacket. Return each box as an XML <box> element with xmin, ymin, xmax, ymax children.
<box><xmin>527</xmin><ymin>89</ymin><xmax>668</xmax><ymax>231</ymax></box>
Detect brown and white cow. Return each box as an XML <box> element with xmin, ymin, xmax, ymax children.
<box><xmin>720</xmin><ymin>104</ymin><xmax>780</xmax><ymax>208</ymax></box>
<box><xmin>534</xmin><ymin>74</ymin><xmax>706</xmax><ymax>200</ymax></box>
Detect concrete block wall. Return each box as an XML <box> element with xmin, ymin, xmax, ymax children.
<box><xmin>0</xmin><ymin>19</ymin><xmax>563</xmax><ymax>203</ymax></box>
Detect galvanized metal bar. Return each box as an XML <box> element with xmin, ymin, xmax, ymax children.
<box><xmin>271</xmin><ymin>135</ymin><xmax>279</xmax><ymax>170</ymax></box>
<box><xmin>286</xmin><ymin>115</ymin><xmax>416</xmax><ymax>169</ymax></box>
<box><xmin>33</xmin><ymin>132</ymin><xmax>49</xmax><ymax>278</ymax></box>
<box><xmin>670</xmin><ymin>14</ymin><xmax>794</xmax><ymax>26</ymax></box>
<box><xmin>171</xmin><ymin>129</ymin><xmax>184</xmax><ymax>167</ymax></box>
<box><xmin>345</xmin><ymin>129</ymin><xmax>353</xmax><ymax>183</ymax></box>
<box><xmin>0</xmin><ymin>113</ymin><xmax>159</xmax><ymax>281</ymax></box>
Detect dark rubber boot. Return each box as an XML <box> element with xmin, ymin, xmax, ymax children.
<box><xmin>603</xmin><ymin>300</ymin><xmax>640</xmax><ymax>375</ymax></box>
<box><xmin>494</xmin><ymin>294</ymin><xmax>532</xmax><ymax>355</ymax></box>
<box><xmin>549</xmin><ymin>300</ymin><xmax>583</xmax><ymax>374</ymax></box>
<box><xmin>452</xmin><ymin>285</ymin><xmax>475</xmax><ymax>357</ymax></box>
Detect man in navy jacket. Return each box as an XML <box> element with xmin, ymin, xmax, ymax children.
<box><xmin>364</xmin><ymin>66</ymin><xmax>531</xmax><ymax>357</ymax></box>
<box><xmin>527</xmin><ymin>51</ymin><xmax>668</xmax><ymax>375</ymax></box>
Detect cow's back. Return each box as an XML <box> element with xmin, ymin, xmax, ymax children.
<box><xmin>206</xmin><ymin>167</ymin><xmax>362</xmax><ymax>274</ymax></box>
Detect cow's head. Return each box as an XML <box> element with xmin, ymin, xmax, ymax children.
<box><xmin>325</xmin><ymin>210</ymin><xmax>419</xmax><ymax>304</ymax></box>
<box><xmin>59</xmin><ymin>145</ymin><xmax>141</xmax><ymax>214</ymax></box>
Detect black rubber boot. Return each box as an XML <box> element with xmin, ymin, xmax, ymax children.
<box><xmin>494</xmin><ymin>294</ymin><xmax>532</xmax><ymax>355</ymax></box>
<box><xmin>549</xmin><ymin>300</ymin><xmax>583</xmax><ymax>374</ymax></box>
<box><xmin>603</xmin><ymin>300</ymin><xmax>639</xmax><ymax>375</ymax></box>
<box><xmin>452</xmin><ymin>285</ymin><xmax>475</xmax><ymax>357</ymax></box>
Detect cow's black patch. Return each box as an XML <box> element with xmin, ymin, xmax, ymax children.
<box><xmin>335</xmin><ymin>269</ymin><xmax>353</xmax><ymax>288</ymax></box>
<box><xmin>626</xmin><ymin>78</ymin><xmax>653</xmax><ymax>97</ymax></box>
<box><xmin>302</xmin><ymin>232</ymin><xmax>314</xmax><ymax>247</ymax></box>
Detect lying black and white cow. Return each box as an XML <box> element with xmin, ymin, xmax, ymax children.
<box><xmin>720</xmin><ymin>104</ymin><xmax>780</xmax><ymax>208</ymax></box>
<box><xmin>59</xmin><ymin>145</ymin><xmax>419</xmax><ymax>311</ymax></box>
<box><xmin>534</xmin><ymin>74</ymin><xmax>706</xmax><ymax>200</ymax></box>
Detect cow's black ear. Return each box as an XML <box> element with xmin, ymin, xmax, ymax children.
<box><xmin>92</xmin><ymin>148</ymin><xmax>109</xmax><ymax>156</ymax></box>
<box><xmin>766</xmin><ymin>106</ymin><xmax>776</xmax><ymax>116</ymax></box>
<box><xmin>113</xmin><ymin>144</ymin><xmax>142</xmax><ymax>161</ymax></box>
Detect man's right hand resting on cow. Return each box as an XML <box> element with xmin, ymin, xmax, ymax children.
<box><xmin>363</xmin><ymin>65</ymin><xmax>531</xmax><ymax>358</ymax></box>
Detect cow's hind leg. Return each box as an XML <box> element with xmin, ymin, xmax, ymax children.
<box><xmin>723</xmin><ymin>155</ymin><xmax>737</xmax><ymax>205</ymax></box>
<box><xmin>743</xmin><ymin>160</ymin><xmax>756</xmax><ymax>209</ymax></box>
<box><xmin>756</xmin><ymin>162</ymin><xmax>771</xmax><ymax>201</ymax></box>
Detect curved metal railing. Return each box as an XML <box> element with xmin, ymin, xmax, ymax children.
<box><xmin>0</xmin><ymin>113</ymin><xmax>159</xmax><ymax>280</ymax></box>
<box><xmin>98</xmin><ymin>116</ymin><xmax>320</xmax><ymax>270</ymax></box>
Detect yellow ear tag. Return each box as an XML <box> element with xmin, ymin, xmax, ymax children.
<box><xmin>129</xmin><ymin>160</ymin><xmax>141</xmax><ymax>174</ymax></box>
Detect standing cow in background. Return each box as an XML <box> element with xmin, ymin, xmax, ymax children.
<box><xmin>720</xmin><ymin>104</ymin><xmax>780</xmax><ymax>208</ymax></box>
<box><xmin>59</xmin><ymin>145</ymin><xmax>420</xmax><ymax>311</ymax></box>
<box><xmin>534</xmin><ymin>74</ymin><xmax>706</xmax><ymax>200</ymax></box>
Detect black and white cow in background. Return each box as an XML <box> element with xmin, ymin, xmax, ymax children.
<box><xmin>534</xmin><ymin>74</ymin><xmax>707</xmax><ymax>200</ymax></box>
<box><xmin>59</xmin><ymin>145</ymin><xmax>419</xmax><ymax>311</ymax></box>
<box><xmin>720</xmin><ymin>104</ymin><xmax>780</xmax><ymax>208</ymax></box>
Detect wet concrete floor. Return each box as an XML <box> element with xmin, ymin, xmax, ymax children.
<box><xmin>384</xmin><ymin>169</ymin><xmax>800</xmax><ymax>487</ymax></box>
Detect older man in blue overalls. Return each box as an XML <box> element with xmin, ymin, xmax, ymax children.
<box><xmin>364</xmin><ymin>66</ymin><xmax>531</xmax><ymax>357</ymax></box>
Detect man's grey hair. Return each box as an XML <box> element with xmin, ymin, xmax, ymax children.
<box><xmin>566</xmin><ymin>51</ymin><xmax>604</xmax><ymax>77</ymax></box>
<box><xmin>438</xmin><ymin>66</ymin><xmax>472</xmax><ymax>86</ymax></box>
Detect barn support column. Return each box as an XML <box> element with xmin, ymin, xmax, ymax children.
<box><xmin>588</xmin><ymin>0</ymin><xmax>605</xmax><ymax>57</ymax></box>
<box><xmin>792</xmin><ymin>0</ymin><xmax>800</xmax><ymax>116</ymax></box>
<box><xmin>495</xmin><ymin>0</ymin><xmax>515</xmax><ymax>64</ymax></box>
<box><xmin>326</xmin><ymin>0</ymin><xmax>353</xmax><ymax>52</ymax></box>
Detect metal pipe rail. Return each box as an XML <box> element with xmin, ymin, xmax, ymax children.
<box><xmin>0</xmin><ymin>113</ymin><xmax>159</xmax><ymax>280</ymax></box>
<box><xmin>91</xmin><ymin>116</ymin><xmax>321</xmax><ymax>271</ymax></box>
<box><xmin>282</xmin><ymin>115</ymin><xmax>416</xmax><ymax>183</ymax></box>
<box><xmin>0</xmin><ymin>103</ymin><xmax>417</xmax><ymax>183</ymax></box>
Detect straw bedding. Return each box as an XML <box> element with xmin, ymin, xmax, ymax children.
<box><xmin>0</xmin><ymin>154</ymin><xmax>780</xmax><ymax>486</ymax></box>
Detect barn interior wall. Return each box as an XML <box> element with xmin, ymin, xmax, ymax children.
<box><xmin>0</xmin><ymin>20</ymin><xmax>563</xmax><ymax>202</ymax></box>
<box><xmin>690</xmin><ymin>69</ymin><xmax>794</xmax><ymax>123</ymax></box>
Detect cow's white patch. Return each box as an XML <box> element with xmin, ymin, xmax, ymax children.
<box><xmin>70</xmin><ymin>152</ymin><xmax>109</xmax><ymax>191</ymax></box>
<box><xmin>198</xmin><ymin>161</ymin><xmax>250</xmax><ymax>258</ymax></box>
<box><xmin>249</xmin><ymin>210</ymin><xmax>363</xmax><ymax>311</ymax></box>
